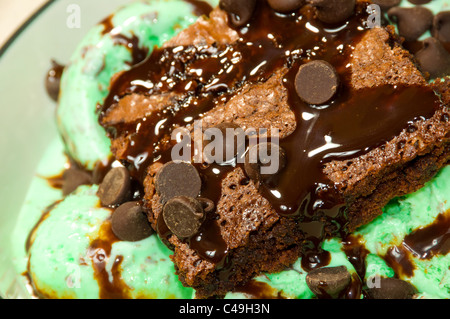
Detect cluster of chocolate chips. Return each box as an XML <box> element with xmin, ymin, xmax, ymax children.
<box><xmin>374</xmin><ymin>0</ymin><xmax>450</xmax><ymax>79</ymax></box>
<box><xmin>155</xmin><ymin>161</ymin><xmax>209</xmax><ymax>239</ymax></box>
<box><xmin>97</xmin><ymin>167</ymin><xmax>153</xmax><ymax>242</ymax></box>
<box><xmin>154</xmin><ymin>121</ymin><xmax>290</xmax><ymax>239</ymax></box>
<box><xmin>306</xmin><ymin>266</ymin><xmax>418</xmax><ymax>299</ymax></box>
<box><xmin>219</xmin><ymin>0</ymin><xmax>357</xmax><ymax>27</ymax></box>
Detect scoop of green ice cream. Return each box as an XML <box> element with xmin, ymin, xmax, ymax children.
<box><xmin>27</xmin><ymin>183</ymin><xmax>195</xmax><ymax>299</ymax></box>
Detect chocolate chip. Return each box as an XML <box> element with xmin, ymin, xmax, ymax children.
<box><xmin>365</xmin><ymin>278</ymin><xmax>418</xmax><ymax>299</ymax></box>
<box><xmin>408</xmin><ymin>0</ymin><xmax>432</xmax><ymax>4</ymax></box>
<box><xmin>433</xmin><ymin>11</ymin><xmax>450</xmax><ymax>43</ymax></box>
<box><xmin>155</xmin><ymin>161</ymin><xmax>202</xmax><ymax>204</ymax></box>
<box><xmin>163</xmin><ymin>196</ymin><xmax>205</xmax><ymax>239</ymax></box>
<box><xmin>267</xmin><ymin>0</ymin><xmax>305</xmax><ymax>13</ymax></box>
<box><xmin>415</xmin><ymin>37</ymin><xmax>450</xmax><ymax>78</ymax></box>
<box><xmin>306</xmin><ymin>266</ymin><xmax>352</xmax><ymax>298</ymax></box>
<box><xmin>310</xmin><ymin>0</ymin><xmax>356</xmax><ymax>24</ymax></box>
<box><xmin>219</xmin><ymin>0</ymin><xmax>257</xmax><ymax>27</ymax></box>
<box><xmin>111</xmin><ymin>201</ymin><xmax>153</xmax><ymax>242</ymax></box>
<box><xmin>62</xmin><ymin>168</ymin><xmax>92</xmax><ymax>196</ymax></box>
<box><xmin>97</xmin><ymin>167</ymin><xmax>131</xmax><ymax>206</ymax></box>
<box><xmin>295</xmin><ymin>60</ymin><xmax>340</xmax><ymax>105</ymax></box>
<box><xmin>45</xmin><ymin>60</ymin><xmax>64</xmax><ymax>102</ymax></box>
<box><xmin>388</xmin><ymin>6</ymin><xmax>433</xmax><ymax>41</ymax></box>
<box><xmin>203</xmin><ymin>122</ymin><xmax>246</xmax><ymax>164</ymax></box>
<box><xmin>371</xmin><ymin>0</ymin><xmax>401</xmax><ymax>11</ymax></box>
<box><xmin>244</xmin><ymin>142</ymin><xmax>287</xmax><ymax>184</ymax></box>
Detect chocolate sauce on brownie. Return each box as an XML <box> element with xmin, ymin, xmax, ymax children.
<box><xmin>99</xmin><ymin>1</ymin><xmax>444</xmax><ymax>266</ymax></box>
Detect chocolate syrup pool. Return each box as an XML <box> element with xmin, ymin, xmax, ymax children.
<box><xmin>100</xmin><ymin>2</ymin><xmax>443</xmax><ymax>265</ymax></box>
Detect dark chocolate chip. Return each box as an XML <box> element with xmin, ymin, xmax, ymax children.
<box><xmin>388</xmin><ymin>6</ymin><xmax>433</xmax><ymax>41</ymax></box>
<box><xmin>295</xmin><ymin>60</ymin><xmax>340</xmax><ymax>105</ymax></box>
<box><xmin>244</xmin><ymin>142</ymin><xmax>287</xmax><ymax>184</ymax></box>
<box><xmin>309</xmin><ymin>0</ymin><xmax>356</xmax><ymax>24</ymax></box>
<box><xmin>163</xmin><ymin>196</ymin><xmax>205</xmax><ymax>239</ymax></box>
<box><xmin>408</xmin><ymin>0</ymin><xmax>432</xmax><ymax>4</ymax></box>
<box><xmin>267</xmin><ymin>0</ymin><xmax>306</xmax><ymax>13</ymax></box>
<box><xmin>62</xmin><ymin>168</ymin><xmax>92</xmax><ymax>196</ymax></box>
<box><xmin>203</xmin><ymin>122</ymin><xmax>246</xmax><ymax>164</ymax></box>
<box><xmin>97</xmin><ymin>167</ymin><xmax>131</xmax><ymax>206</ymax></box>
<box><xmin>219</xmin><ymin>0</ymin><xmax>257</xmax><ymax>27</ymax></box>
<box><xmin>433</xmin><ymin>11</ymin><xmax>450</xmax><ymax>43</ymax></box>
<box><xmin>365</xmin><ymin>278</ymin><xmax>418</xmax><ymax>299</ymax></box>
<box><xmin>111</xmin><ymin>201</ymin><xmax>153</xmax><ymax>242</ymax></box>
<box><xmin>198</xmin><ymin>197</ymin><xmax>215</xmax><ymax>213</ymax></box>
<box><xmin>45</xmin><ymin>60</ymin><xmax>64</xmax><ymax>102</ymax></box>
<box><xmin>371</xmin><ymin>0</ymin><xmax>401</xmax><ymax>11</ymax></box>
<box><xmin>155</xmin><ymin>161</ymin><xmax>202</xmax><ymax>204</ymax></box>
<box><xmin>306</xmin><ymin>266</ymin><xmax>352</xmax><ymax>298</ymax></box>
<box><xmin>415</xmin><ymin>37</ymin><xmax>450</xmax><ymax>78</ymax></box>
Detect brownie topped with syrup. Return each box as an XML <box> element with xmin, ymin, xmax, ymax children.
<box><xmin>98</xmin><ymin>0</ymin><xmax>450</xmax><ymax>298</ymax></box>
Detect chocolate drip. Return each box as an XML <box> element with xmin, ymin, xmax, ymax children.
<box><xmin>99</xmin><ymin>1</ymin><xmax>443</xmax><ymax>266</ymax></box>
<box><xmin>342</xmin><ymin>235</ymin><xmax>369</xmax><ymax>280</ymax></box>
<box><xmin>381</xmin><ymin>210</ymin><xmax>450</xmax><ymax>279</ymax></box>
<box><xmin>111</xmin><ymin>34</ymin><xmax>149</xmax><ymax>66</ymax></box>
<box><xmin>383</xmin><ymin>245</ymin><xmax>416</xmax><ymax>277</ymax></box>
<box><xmin>88</xmin><ymin>220</ymin><xmax>129</xmax><ymax>299</ymax></box>
<box><xmin>403</xmin><ymin>211</ymin><xmax>450</xmax><ymax>259</ymax></box>
<box><xmin>99</xmin><ymin>15</ymin><xmax>149</xmax><ymax>66</ymax></box>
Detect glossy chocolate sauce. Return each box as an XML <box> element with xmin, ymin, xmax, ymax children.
<box><xmin>99</xmin><ymin>15</ymin><xmax>149</xmax><ymax>66</ymax></box>
<box><xmin>99</xmin><ymin>1</ymin><xmax>443</xmax><ymax>269</ymax></box>
<box><xmin>383</xmin><ymin>245</ymin><xmax>415</xmax><ymax>277</ymax></box>
<box><xmin>342</xmin><ymin>235</ymin><xmax>369</xmax><ymax>280</ymax></box>
<box><xmin>87</xmin><ymin>219</ymin><xmax>130</xmax><ymax>299</ymax></box>
<box><xmin>340</xmin><ymin>210</ymin><xmax>450</xmax><ymax>286</ymax></box>
<box><xmin>403</xmin><ymin>211</ymin><xmax>450</xmax><ymax>259</ymax></box>
<box><xmin>381</xmin><ymin>210</ymin><xmax>450</xmax><ymax>278</ymax></box>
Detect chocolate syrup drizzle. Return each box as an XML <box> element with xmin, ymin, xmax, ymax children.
<box><xmin>99</xmin><ymin>1</ymin><xmax>444</xmax><ymax>269</ymax></box>
<box><xmin>382</xmin><ymin>210</ymin><xmax>450</xmax><ymax>278</ymax></box>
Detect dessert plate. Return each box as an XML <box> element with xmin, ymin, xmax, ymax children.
<box><xmin>2</xmin><ymin>0</ymin><xmax>450</xmax><ymax>300</ymax></box>
<box><xmin>0</xmin><ymin>0</ymin><xmax>132</xmax><ymax>298</ymax></box>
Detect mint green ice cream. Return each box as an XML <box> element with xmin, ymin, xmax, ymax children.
<box><xmin>11</xmin><ymin>0</ymin><xmax>450</xmax><ymax>299</ymax></box>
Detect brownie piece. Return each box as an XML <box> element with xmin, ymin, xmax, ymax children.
<box><xmin>99</xmin><ymin>1</ymin><xmax>450</xmax><ymax>298</ymax></box>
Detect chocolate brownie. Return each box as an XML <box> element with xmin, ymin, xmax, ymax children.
<box><xmin>99</xmin><ymin>0</ymin><xmax>450</xmax><ymax>298</ymax></box>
